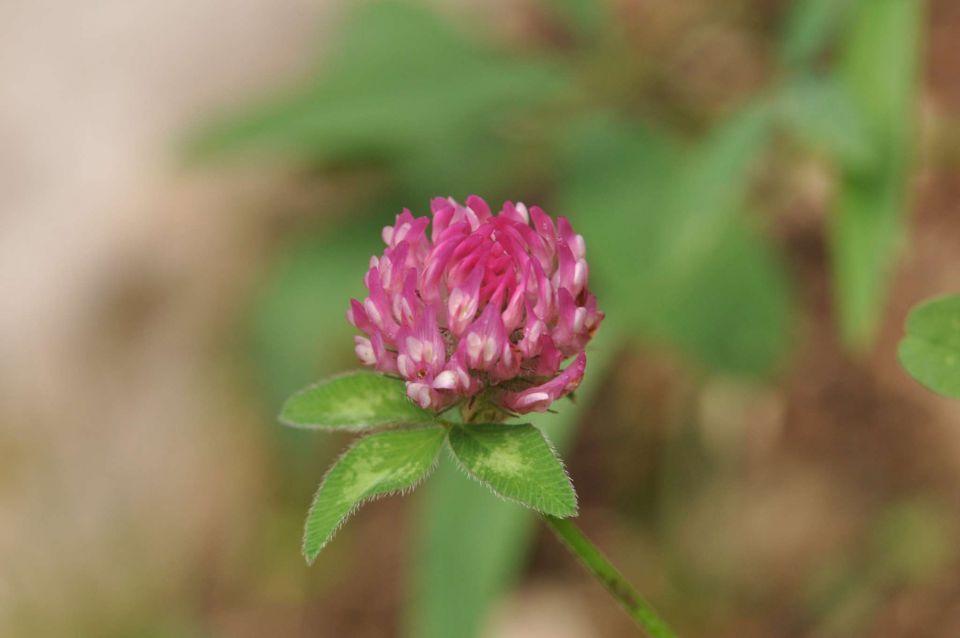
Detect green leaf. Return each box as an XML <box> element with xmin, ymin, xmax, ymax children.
<box><xmin>780</xmin><ymin>0</ymin><xmax>854</xmax><ymax>70</ymax></box>
<box><xmin>303</xmin><ymin>425</ymin><xmax>446</xmax><ymax>562</ymax></box>
<box><xmin>559</xmin><ymin>111</ymin><xmax>792</xmax><ymax>376</ymax></box>
<box><xmin>187</xmin><ymin>1</ymin><xmax>569</xmax><ymax>162</ymax></box>
<box><xmin>556</xmin><ymin>114</ymin><xmax>679</xmax><ymax>307</ymax></box>
<box><xmin>251</xmin><ymin>216</ymin><xmax>383</xmax><ymax>410</ymax></box>
<box><xmin>547</xmin><ymin>0</ymin><xmax>609</xmax><ymax>39</ymax></box>
<box><xmin>831</xmin><ymin>0</ymin><xmax>923</xmax><ymax>350</ymax></box>
<box><xmin>280</xmin><ymin>372</ymin><xmax>435</xmax><ymax>431</ymax></box>
<box><xmin>651</xmin><ymin>221</ymin><xmax>793</xmax><ymax>376</ymax></box>
<box><xmin>394</xmin><ymin>128</ymin><xmax>522</xmax><ymax>205</ymax></box>
<box><xmin>777</xmin><ymin>76</ymin><xmax>874</xmax><ymax>169</ymax></box>
<box><xmin>898</xmin><ymin>295</ymin><xmax>960</xmax><ymax>399</ymax></box>
<box><xmin>447</xmin><ymin>423</ymin><xmax>577</xmax><ymax>518</ymax></box>
<box><xmin>655</xmin><ymin>102</ymin><xmax>775</xmax><ymax>284</ymax></box>
<box><xmin>409</xmin><ymin>459</ymin><xmax>532</xmax><ymax>638</ymax></box>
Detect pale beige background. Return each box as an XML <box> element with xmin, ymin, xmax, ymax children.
<box><xmin>0</xmin><ymin>0</ymin><xmax>326</xmax><ymax>632</ymax></box>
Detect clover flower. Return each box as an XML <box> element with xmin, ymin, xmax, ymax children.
<box><xmin>347</xmin><ymin>196</ymin><xmax>603</xmax><ymax>413</ymax></box>
<box><xmin>287</xmin><ymin>197</ymin><xmax>671</xmax><ymax>635</ymax></box>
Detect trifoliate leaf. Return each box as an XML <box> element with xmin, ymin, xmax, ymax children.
<box><xmin>280</xmin><ymin>371</ymin><xmax>434</xmax><ymax>430</ymax></box>
<box><xmin>447</xmin><ymin>423</ymin><xmax>577</xmax><ymax>518</ymax></box>
<box><xmin>898</xmin><ymin>295</ymin><xmax>960</xmax><ymax>399</ymax></box>
<box><xmin>303</xmin><ymin>425</ymin><xmax>446</xmax><ymax>561</ymax></box>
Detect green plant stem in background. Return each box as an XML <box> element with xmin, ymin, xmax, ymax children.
<box><xmin>543</xmin><ymin>515</ymin><xmax>677</xmax><ymax>638</ymax></box>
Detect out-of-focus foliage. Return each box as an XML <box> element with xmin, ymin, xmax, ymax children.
<box><xmin>779</xmin><ymin>0</ymin><xmax>922</xmax><ymax>351</ymax></box>
<box><xmin>776</xmin><ymin>78</ymin><xmax>873</xmax><ymax>167</ymax></box>
<box><xmin>779</xmin><ymin>0</ymin><xmax>854</xmax><ymax>70</ymax></box>
<box><xmin>546</xmin><ymin>0</ymin><xmax>609</xmax><ymax>39</ymax></box>
<box><xmin>188</xmin><ymin>0</ymin><xmax>571</xmax><ymax>201</ymax></box>
<box><xmin>250</xmin><ymin>217</ymin><xmax>381</xmax><ymax>409</ymax></box>
<box><xmin>410</xmin><ymin>457</ymin><xmax>535</xmax><ymax>638</ymax></box>
<box><xmin>559</xmin><ymin>109</ymin><xmax>792</xmax><ymax>375</ymax></box>
<box><xmin>830</xmin><ymin>0</ymin><xmax>923</xmax><ymax>350</ymax></box>
<box><xmin>899</xmin><ymin>295</ymin><xmax>960</xmax><ymax>398</ymax></box>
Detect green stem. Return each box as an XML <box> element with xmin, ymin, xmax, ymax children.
<box><xmin>543</xmin><ymin>515</ymin><xmax>677</xmax><ymax>638</ymax></box>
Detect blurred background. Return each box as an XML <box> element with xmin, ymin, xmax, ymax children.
<box><xmin>2</xmin><ymin>0</ymin><xmax>960</xmax><ymax>636</ymax></box>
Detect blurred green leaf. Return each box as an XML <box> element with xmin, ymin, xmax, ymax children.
<box><xmin>655</xmin><ymin>103</ymin><xmax>776</xmax><ymax>284</ymax></box>
<box><xmin>560</xmin><ymin>110</ymin><xmax>792</xmax><ymax>375</ymax></box>
<box><xmin>898</xmin><ymin>295</ymin><xmax>960</xmax><ymax>398</ymax></box>
<box><xmin>447</xmin><ymin>423</ymin><xmax>577</xmax><ymax>517</ymax></box>
<box><xmin>250</xmin><ymin>216</ymin><xmax>382</xmax><ymax>410</ymax></box>
<box><xmin>394</xmin><ymin>128</ymin><xmax>523</xmax><ymax>205</ymax></box>
<box><xmin>408</xmin><ymin>330</ymin><xmax>617</xmax><ymax>638</ymax></box>
<box><xmin>556</xmin><ymin>114</ymin><xmax>679</xmax><ymax>307</ymax></box>
<box><xmin>831</xmin><ymin>0</ymin><xmax>923</xmax><ymax>349</ymax></box>
<box><xmin>408</xmin><ymin>457</ymin><xmax>531</xmax><ymax>638</ymax></box>
<box><xmin>188</xmin><ymin>1</ymin><xmax>570</xmax><ymax>163</ymax></box>
<box><xmin>651</xmin><ymin>221</ymin><xmax>793</xmax><ymax>376</ymax></box>
<box><xmin>280</xmin><ymin>372</ymin><xmax>435</xmax><ymax>430</ymax></box>
<box><xmin>776</xmin><ymin>76</ymin><xmax>874</xmax><ymax>168</ymax></box>
<box><xmin>303</xmin><ymin>425</ymin><xmax>445</xmax><ymax>562</ymax></box>
<box><xmin>547</xmin><ymin>0</ymin><xmax>609</xmax><ymax>40</ymax></box>
<box><xmin>780</xmin><ymin>0</ymin><xmax>854</xmax><ymax>70</ymax></box>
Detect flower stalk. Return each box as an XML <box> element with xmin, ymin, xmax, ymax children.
<box><xmin>543</xmin><ymin>515</ymin><xmax>677</xmax><ymax>638</ymax></box>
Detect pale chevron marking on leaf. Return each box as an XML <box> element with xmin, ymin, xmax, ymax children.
<box><xmin>280</xmin><ymin>371</ymin><xmax>435</xmax><ymax>431</ymax></box>
<box><xmin>447</xmin><ymin>423</ymin><xmax>577</xmax><ymax>518</ymax></box>
<box><xmin>470</xmin><ymin>433</ymin><xmax>524</xmax><ymax>477</ymax></box>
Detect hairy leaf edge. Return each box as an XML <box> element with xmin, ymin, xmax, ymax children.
<box><xmin>279</xmin><ymin>370</ymin><xmax>435</xmax><ymax>431</ymax></box>
<box><xmin>445</xmin><ymin>423</ymin><xmax>579</xmax><ymax>519</ymax></box>
<box><xmin>302</xmin><ymin>425</ymin><xmax>446</xmax><ymax>563</ymax></box>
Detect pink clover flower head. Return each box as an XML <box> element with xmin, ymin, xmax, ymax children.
<box><xmin>348</xmin><ymin>196</ymin><xmax>603</xmax><ymax>413</ymax></box>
